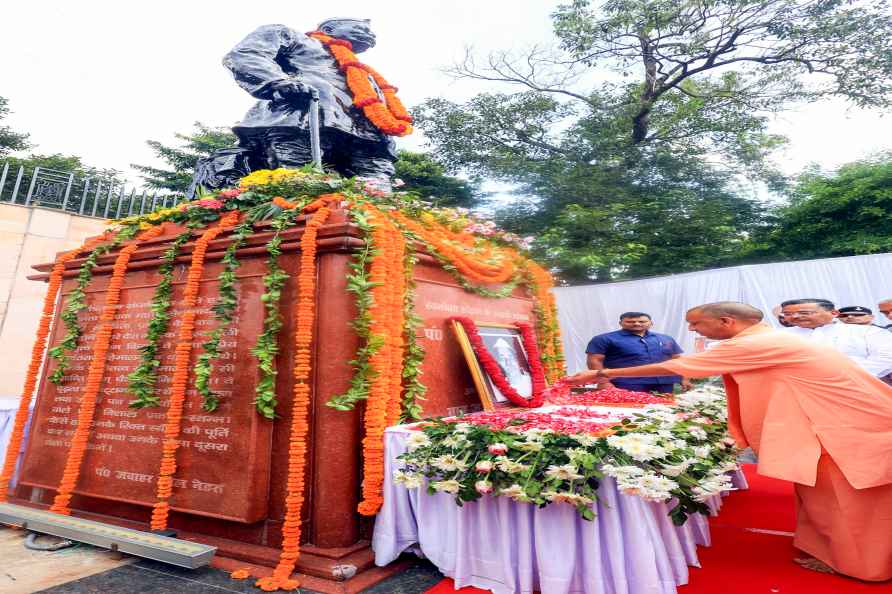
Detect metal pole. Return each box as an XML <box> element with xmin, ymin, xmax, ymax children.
<box><xmin>61</xmin><ymin>173</ymin><xmax>75</xmax><ymax>211</ymax></box>
<box><xmin>309</xmin><ymin>88</ymin><xmax>322</xmax><ymax>170</ymax></box>
<box><xmin>10</xmin><ymin>166</ymin><xmax>24</xmax><ymax>204</ymax></box>
<box><xmin>91</xmin><ymin>180</ymin><xmax>103</xmax><ymax>216</ymax></box>
<box><xmin>150</xmin><ymin>193</ymin><xmax>158</xmax><ymax>211</ymax></box>
<box><xmin>79</xmin><ymin>178</ymin><xmax>92</xmax><ymax>215</ymax></box>
<box><xmin>103</xmin><ymin>183</ymin><xmax>114</xmax><ymax>218</ymax></box>
<box><xmin>0</xmin><ymin>162</ymin><xmax>9</xmax><ymax>200</ymax></box>
<box><xmin>161</xmin><ymin>196</ymin><xmax>169</xmax><ymax>209</ymax></box>
<box><xmin>24</xmin><ymin>167</ymin><xmax>40</xmax><ymax>206</ymax></box>
<box><xmin>114</xmin><ymin>186</ymin><xmax>126</xmax><ymax>218</ymax></box>
<box><xmin>138</xmin><ymin>190</ymin><xmax>147</xmax><ymax>214</ymax></box>
<box><xmin>126</xmin><ymin>188</ymin><xmax>137</xmax><ymax>216</ymax></box>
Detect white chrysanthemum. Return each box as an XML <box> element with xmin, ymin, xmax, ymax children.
<box><xmin>516</xmin><ymin>440</ymin><xmax>544</xmax><ymax>452</ymax></box>
<box><xmin>406</xmin><ymin>432</ymin><xmax>431</xmax><ymax>451</ymax></box>
<box><xmin>607</xmin><ymin>434</ymin><xmax>668</xmax><ymax>461</ymax></box>
<box><xmin>393</xmin><ymin>470</ymin><xmax>425</xmax><ymax>489</ymax></box>
<box><xmin>659</xmin><ymin>458</ymin><xmax>694</xmax><ymax>477</ymax></box>
<box><xmin>441</xmin><ymin>435</ymin><xmax>466</xmax><ymax>448</ymax></box>
<box><xmin>545</xmin><ymin>464</ymin><xmax>584</xmax><ymax>481</ymax></box>
<box><xmin>432</xmin><ymin>454</ymin><xmax>468</xmax><ymax>472</ymax></box>
<box><xmin>687</xmin><ymin>426</ymin><xmax>709</xmax><ymax>440</ymax></box>
<box><xmin>499</xmin><ymin>483</ymin><xmax>531</xmax><ymax>502</ymax></box>
<box><xmin>431</xmin><ymin>479</ymin><xmax>461</xmax><ymax>494</ymax></box>
<box><xmin>495</xmin><ymin>456</ymin><xmax>528</xmax><ymax>473</ymax></box>
<box><xmin>565</xmin><ymin>448</ymin><xmax>590</xmax><ymax>464</ymax></box>
<box><xmin>571</xmin><ymin>434</ymin><xmax>600</xmax><ymax>447</ymax></box>
<box><xmin>693</xmin><ymin>445</ymin><xmax>711</xmax><ymax>459</ymax></box>
<box><xmin>452</xmin><ymin>422</ymin><xmax>473</xmax><ymax>433</ymax></box>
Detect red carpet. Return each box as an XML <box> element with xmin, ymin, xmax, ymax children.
<box><xmin>424</xmin><ymin>465</ymin><xmax>892</xmax><ymax>594</ymax></box>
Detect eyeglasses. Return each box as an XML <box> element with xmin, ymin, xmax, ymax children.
<box><xmin>839</xmin><ymin>313</ymin><xmax>869</xmax><ymax>318</ymax></box>
<box><xmin>782</xmin><ymin>311</ymin><xmax>822</xmax><ymax>317</ymax></box>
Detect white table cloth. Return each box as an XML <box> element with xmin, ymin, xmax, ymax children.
<box><xmin>373</xmin><ymin>425</ymin><xmax>747</xmax><ymax>594</ymax></box>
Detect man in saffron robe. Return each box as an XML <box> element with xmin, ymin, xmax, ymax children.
<box><xmin>568</xmin><ymin>301</ymin><xmax>892</xmax><ymax>581</ymax></box>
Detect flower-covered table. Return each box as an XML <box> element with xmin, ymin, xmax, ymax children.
<box><xmin>373</xmin><ymin>389</ymin><xmax>747</xmax><ymax>594</ymax></box>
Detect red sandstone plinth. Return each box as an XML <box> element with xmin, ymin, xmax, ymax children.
<box><xmin>18</xmin><ymin>207</ymin><xmax>535</xmax><ymax>586</ymax></box>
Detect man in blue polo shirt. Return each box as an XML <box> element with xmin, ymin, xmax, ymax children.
<box><xmin>585</xmin><ymin>311</ymin><xmax>692</xmax><ymax>393</ymax></box>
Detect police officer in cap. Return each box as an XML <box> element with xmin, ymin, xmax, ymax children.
<box><xmin>837</xmin><ymin>305</ymin><xmax>882</xmax><ymax>327</ymax></box>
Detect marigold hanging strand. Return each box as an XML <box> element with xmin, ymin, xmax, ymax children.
<box><xmin>256</xmin><ymin>199</ymin><xmax>336</xmax><ymax>592</ymax></box>
<box><xmin>50</xmin><ymin>224</ymin><xmax>167</xmax><ymax>514</ymax></box>
<box><xmin>150</xmin><ymin>211</ymin><xmax>240</xmax><ymax>531</ymax></box>
<box><xmin>0</xmin><ymin>231</ymin><xmax>114</xmax><ymax>501</ymax></box>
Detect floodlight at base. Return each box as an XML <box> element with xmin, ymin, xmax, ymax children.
<box><xmin>0</xmin><ymin>502</ymin><xmax>216</xmax><ymax>568</ymax></box>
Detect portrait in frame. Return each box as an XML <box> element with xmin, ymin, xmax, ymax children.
<box><xmin>450</xmin><ymin>320</ymin><xmax>536</xmax><ymax>411</ymax></box>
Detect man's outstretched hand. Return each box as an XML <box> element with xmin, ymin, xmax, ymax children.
<box><xmin>565</xmin><ymin>369</ymin><xmax>604</xmax><ymax>386</ymax></box>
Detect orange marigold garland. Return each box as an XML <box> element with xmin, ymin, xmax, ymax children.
<box><xmin>0</xmin><ymin>231</ymin><xmax>114</xmax><ymax>501</ymax></box>
<box><xmin>525</xmin><ymin>260</ymin><xmax>565</xmax><ymax>382</ymax></box>
<box><xmin>150</xmin><ymin>211</ymin><xmax>241</xmax><ymax>531</ymax></box>
<box><xmin>256</xmin><ymin>198</ymin><xmax>336</xmax><ymax>592</ymax></box>
<box><xmin>308</xmin><ymin>32</ymin><xmax>412</xmax><ymax>137</ymax></box>
<box><xmin>389</xmin><ymin>210</ymin><xmax>518</xmax><ymax>285</ymax></box>
<box><xmin>50</xmin><ymin>224</ymin><xmax>167</xmax><ymax>514</ymax></box>
<box><xmin>355</xmin><ymin>204</ymin><xmax>406</xmax><ymax>516</ymax></box>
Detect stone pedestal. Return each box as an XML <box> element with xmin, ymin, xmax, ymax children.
<box><xmin>16</xmin><ymin>208</ymin><xmax>534</xmax><ymax>588</ymax></box>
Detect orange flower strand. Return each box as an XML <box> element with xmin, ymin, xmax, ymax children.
<box><xmin>399</xmin><ymin>212</ymin><xmax>513</xmax><ymax>278</ymax></box>
<box><xmin>258</xmin><ymin>203</ymin><xmax>332</xmax><ymax>592</ymax></box>
<box><xmin>0</xmin><ymin>231</ymin><xmax>113</xmax><ymax>501</ymax></box>
<box><xmin>50</xmin><ymin>225</ymin><xmax>167</xmax><ymax>514</ymax></box>
<box><xmin>273</xmin><ymin>196</ymin><xmax>299</xmax><ymax>210</ymax></box>
<box><xmin>390</xmin><ymin>211</ymin><xmax>517</xmax><ymax>284</ymax></box>
<box><xmin>356</xmin><ymin>204</ymin><xmax>408</xmax><ymax>516</ymax></box>
<box><xmin>150</xmin><ymin>211</ymin><xmax>241</xmax><ymax>531</ymax></box>
<box><xmin>308</xmin><ymin>32</ymin><xmax>412</xmax><ymax>137</ymax></box>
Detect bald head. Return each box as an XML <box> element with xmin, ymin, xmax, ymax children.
<box><xmin>686</xmin><ymin>302</ymin><xmax>764</xmax><ymax>339</ymax></box>
<box><xmin>688</xmin><ymin>302</ymin><xmax>764</xmax><ymax>321</ymax></box>
<box><xmin>879</xmin><ymin>298</ymin><xmax>892</xmax><ymax>321</ymax></box>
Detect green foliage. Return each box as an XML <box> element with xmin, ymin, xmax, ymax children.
<box><xmin>327</xmin><ymin>208</ymin><xmax>384</xmax><ymax>412</ymax></box>
<box><xmin>417</xmin><ymin>0</ymin><xmax>892</xmax><ymax>281</ymax></box>
<box><xmin>394</xmin><ymin>150</ymin><xmax>479</xmax><ymax>208</ymax></box>
<box><xmin>399</xmin><ymin>247</ymin><xmax>427</xmax><ymax>422</ymax></box>
<box><xmin>48</xmin><ymin>236</ymin><xmax>121</xmax><ymax>384</ymax></box>
<box><xmin>0</xmin><ymin>96</ymin><xmax>30</xmax><ymax>157</ymax></box>
<box><xmin>131</xmin><ymin>122</ymin><xmax>238</xmax><ymax>193</ymax></box>
<box><xmin>194</xmin><ymin>221</ymin><xmax>254</xmax><ymax>411</ymax></box>
<box><xmin>252</xmin><ymin>214</ymin><xmax>297</xmax><ymax>419</ymax></box>
<box><xmin>128</xmin><ymin>231</ymin><xmax>194</xmax><ymax>408</ymax></box>
<box><xmin>748</xmin><ymin>155</ymin><xmax>892</xmax><ymax>261</ymax></box>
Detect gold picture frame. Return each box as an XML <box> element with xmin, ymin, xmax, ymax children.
<box><xmin>450</xmin><ymin>320</ymin><xmax>538</xmax><ymax>411</ymax></box>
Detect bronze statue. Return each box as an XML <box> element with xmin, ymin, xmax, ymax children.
<box><xmin>190</xmin><ymin>18</ymin><xmax>404</xmax><ymax>195</ymax></box>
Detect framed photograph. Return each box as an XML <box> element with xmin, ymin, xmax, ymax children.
<box><xmin>451</xmin><ymin>320</ymin><xmax>536</xmax><ymax>411</ymax></box>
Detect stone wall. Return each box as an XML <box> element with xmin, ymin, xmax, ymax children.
<box><xmin>0</xmin><ymin>204</ymin><xmax>107</xmax><ymax>397</ymax></box>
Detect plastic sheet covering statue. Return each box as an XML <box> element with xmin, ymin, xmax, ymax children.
<box><xmin>190</xmin><ymin>18</ymin><xmax>397</xmax><ymax>196</ymax></box>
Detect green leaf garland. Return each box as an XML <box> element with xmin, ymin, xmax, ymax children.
<box><xmin>194</xmin><ymin>220</ymin><xmax>253</xmax><ymax>411</ymax></box>
<box><xmin>399</xmin><ymin>246</ymin><xmax>426</xmax><ymax>422</ymax></box>
<box><xmin>326</xmin><ymin>207</ymin><xmax>382</xmax><ymax>411</ymax></box>
<box><xmin>251</xmin><ymin>214</ymin><xmax>297</xmax><ymax>419</ymax></box>
<box><xmin>127</xmin><ymin>230</ymin><xmax>193</xmax><ymax>408</ymax></box>
<box><xmin>48</xmin><ymin>234</ymin><xmax>122</xmax><ymax>385</ymax></box>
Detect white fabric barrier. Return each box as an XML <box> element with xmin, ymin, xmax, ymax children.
<box><xmin>553</xmin><ymin>253</ymin><xmax>892</xmax><ymax>373</ymax></box>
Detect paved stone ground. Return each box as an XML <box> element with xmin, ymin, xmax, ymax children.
<box><xmin>34</xmin><ymin>557</ymin><xmax>442</xmax><ymax>594</ymax></box>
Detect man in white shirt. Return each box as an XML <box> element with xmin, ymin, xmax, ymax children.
<box><xmin>781</xmin><ymin>298</ymin><xmax>892</xmax><ymax>379</ymax></box>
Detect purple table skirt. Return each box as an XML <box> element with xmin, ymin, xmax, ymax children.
<box><xmin>373</xmin><ymin>426</ymin><xmax>748</xmax><ymax>594</ymax></box>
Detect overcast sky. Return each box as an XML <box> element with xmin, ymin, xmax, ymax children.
<box><xmin>3</xmin><ymin>0</ymin><xmax>890</xmax><ymax>186</ymax></box>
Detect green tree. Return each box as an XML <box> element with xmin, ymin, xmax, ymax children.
<box><xmin>414</xmin><ymin>0</ymin><xmax>892</xmax><ymax>282</ymax></box>
<box><xmin>751</xmin><ymin>155</ymin><xmax>892</xmax><ymax>260</ymax></box>
<box><xmin>453</xmin><ymin>0</ymin><xmax>892</xmax><ymax>154</ymax></box>
<box><xmin>131</xmin><ymin>122</ymin><xmax>237</xmax><ymax>193</ymax></box>
<box><xmin>394</xmin><ymin>150</ymin><xmax>479</xmax><ymax>207</ymax></box>
<box><xmin>0</xmin><ymin>96</ymin><xmax>30</xmax><ymax>157</ymax></box>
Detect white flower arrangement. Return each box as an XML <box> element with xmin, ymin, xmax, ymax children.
<box><xmin>397</xmin><ymin>384</ymin><xmax>740</xmax><ymax>525</ymax></box>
